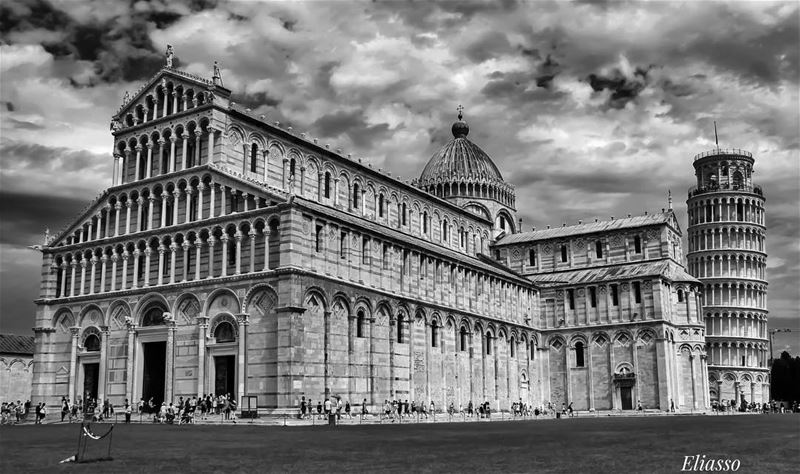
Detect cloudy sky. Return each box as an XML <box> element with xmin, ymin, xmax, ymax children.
<box><xmin>1</xmin><ymin>0</ymin><xmax>798</xmax><ymax>353</ymax></box>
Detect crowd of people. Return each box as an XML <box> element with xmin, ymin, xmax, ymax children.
<box><xmin>6</xmin><ymin>394</ymin><xmax>799</xmax><ymax>426</ymax></box>
<box><xmin>711</xmin><ymin>399</ymin><xmax>800</xmax><ymax>414</ymax></box>
<box><xmin>135</xmin><ymin>393</ymin><xmax>239</xmax><ymax>424</ymax></box>
<box><xmin>295</xmin><ymin>396</ymin><xmax>579</xmax><ymax>422</ymax></box>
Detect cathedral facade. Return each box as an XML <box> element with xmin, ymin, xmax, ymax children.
<box><xmin>30</xmin><ymin>60</ymin><xmax>710</xmax><ymax>413</ymax></box>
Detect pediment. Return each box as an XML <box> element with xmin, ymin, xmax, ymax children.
<box><xmin>111</xmin><ymin>68</ymin><xmax>231</xmax><ymax>131</ymax></box>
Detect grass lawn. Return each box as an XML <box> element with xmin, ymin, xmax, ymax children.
<box><xmin>1</xmin><ymin>415</ymin><xmax>798</xmax><ymax>473</ymax></box>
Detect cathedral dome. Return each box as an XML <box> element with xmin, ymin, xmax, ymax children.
<box><xmin>419</xmin><ymin>116</ymin><xmax>504</xmax><ymax>186</ymax></box>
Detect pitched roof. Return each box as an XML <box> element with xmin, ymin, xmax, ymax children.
<box><xmin>495</xmin><ymin>211</ymin><xmax>676</xmax><ymax>245</ymax></box>
<box><xmin>293</xmin><ymin>196</ymin><xmax>534</xmax><ymax>286</ymax></box>
<box><xmin>526</xmin><ymin>259</ymin><xmax>700</xmax><ymax>286</ymax></box>
<box><xmin>0</xmin><ymin>334</ymin><xmax>34</xmax><ymax>355</ymax></box>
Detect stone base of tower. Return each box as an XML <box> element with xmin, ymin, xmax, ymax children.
<box><xmin>708</xmin><ymin>366</ymin><xmax>769</xmax><ymax>407</ymax></box>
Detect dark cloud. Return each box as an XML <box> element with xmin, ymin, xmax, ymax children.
<box><xmin>6</xmin><ymin>117</ymin><xmax>44</xmax><ymax>130</ymax></box>
<box><xmin>232</xmin><ymin>91</ymin><xmax>281</xmax><ymax>108</ymax></box>
<box><xmin>0</xmin><ymin>140</ymin><xmax>105</xmax><ymax>174</ymax></box>
<box><xmin>312</xmin><ymin>110</ymin><xmax>391</xmax><ymax>149</ymax></box>
<box><xmin>464</xmin><ymin>31</ymin><xmax>512</xmax><ymax>63</ymax></box>
<box><xmin>0</xmin><ymin>190</ymin><xmax>87</xmax><ymax>247</ymax></box>
<box><xmin>587</xmin><ymin>65</ymin><xmax>651</xmax><ymax>109</ymax></box>
<box><xmin>0</xmin><ymin>0</ymin><xmax>217</xmax><ymax>85</ymax></box>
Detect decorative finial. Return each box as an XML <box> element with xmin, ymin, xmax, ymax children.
<box><xmin>668</xmin><ymin>189</ymin><xmax>673</xmax><ymax>210</ymax></box>
<box><xmin>213</xmin><ymin>60</ymin><xmax>223</xmax><ymax>86</ymax></box>
<box><xmin>44</xmin><ymin>227</ymin><xmax>50</xmax><ymax>246</ymax></box>
<box><xmin>122</xmin><ymin>91</ymin><xmax>131</xmax><ymax>104</ymax></box>
<box><xmin>165</xmin><ymin>44</ymin><xmax>174</xmax><ymax>68</ymax></box>
<box><xmin>451</xmin><ymin>104</ymin><xmax>469</xmax><ymax>138</ymax></box>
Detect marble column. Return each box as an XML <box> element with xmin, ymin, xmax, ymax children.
<box><xmin>236</xmin><ymin>314</ymin><xmax>249</xmax><ymax>400</ymax></box>
<box><xmin>197</xmin><ymin>316</ymin><xmax>208</xmax><ymax>397</ymax></box>
<box><xmin>69</xmin><ymin>326</ymin><xmax>80</xmax><ymax>402</ymax></box>
<box><xmin>98</xmin><ymin>326</ymin><xmax>109</xmax><ymax>403</ymax></box>
<box><xmin>126</xmin><ymin>323</ymin><xmax>136</xmax><ymax>402</ymax></box>
<box><xmin>165</xmin><ymin>316</ymin><xmax>176</xmax><ymax>404</ymax></box>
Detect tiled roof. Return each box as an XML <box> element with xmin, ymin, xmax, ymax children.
<box><xmin>496</xmin><ymin>211</ymin><xmax>675</xmax><ymax>245</ymax></box>
<box><xmin>526</xmin><ymin>259</ymin><xmax>700</xmax><ymax>286</ymax></box>
<box><xmin>294</xmin><ymin>196</ymin><xmax>533</xmax><ymax>286</ymax></box>
<box><xmin>0</xmin><ymin>334</ymin><xmax>34</xmax><ymax>355</ymax></box>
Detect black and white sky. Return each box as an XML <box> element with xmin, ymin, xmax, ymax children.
<box><xmin>1</xmin><ymin>0</ymin><xmax>798</xmax><ymax>353</ymax></box>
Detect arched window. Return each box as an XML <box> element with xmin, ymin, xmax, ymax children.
<box><xmin>84</xmin><ymin>334</ymin><xmax>100</xmax><ymax>352</ymax></box>
<box><xmin>397</xmin><ymin>313</ymin><xmax>405</xmax><ymax>344</ymax></box>
<box><xmin>510</xmin><ymin>339</ymin><xmax>515</xmax><ymax>357</ymax></box>
<box><xmin>560</xmin><ymin>245</ymin><xmax>568</xmax><ymax>263</ymax></box>
<box><xmin>378</xmin><ymin>194</ymin><xmax>385</xmax><ymax>217</ymax></box>
<box><xmin>356</xmin><ymin>310</ymin><xmax>365</xmax><ymax>338</ymax></box>
<box><xmin>431</xmin><ymin>320</ymin><xmax>439</xmax><ymax>348</ymax></box>
<box><xmin>250</xmin><ymin>143</ymin><xmax>258</xmax><ymax>173</ymax></box>
<box><xmin>353</xmin><ymin>183</ymin><xmax>360</xmax><ymax>208</ymax></box>
<box><xmin>634</xmin><ymin>235</ymin><xmax>642</xmax><ymax>254</ymax></box>
<box><xmin>401</xmin><ymin>203</ymin><xmax>407</xmax><ymax>226</ymax></box>
<box><xmin>460</xmin><ymin>327</ymin><xmax>468</xmax><ymax>352</ymax></box>
<box><xmin>575</xmin><ymin>341</ymin><xmax>585</xmax><ymax>367</ymax></box>
<box><xmin>529</xmin><ymin>249</ymin><xmax>537</xmax><ymax>266</ymax></box>
<box><xmin>324</xmin><ymin>172</ymin><xmax>331</xmax><ymax>198</ymax></box>
<box><xmin>677</xmin><ymin>289</ymin><xmax>684</xmax><ymax>302</ymax></box>
<box><xmin>485</xmin><ymin>333</ymin><xmax>492</xmax><ymax>355</ymax></box>
<box><xmin>142</xmin><ymin>304</ymin><xmax>166</xmax><ymax>326</ymax></box>
<box><xmin>214</xmin><ymin>321</ymin><xmax>235</xmax><ymax>343</ymax></box>
<box><xmin>595</xmin><ymin>240</ymin><xmax>603</xmax><ymax>258</ymax></box>
<box><xmin>422</xmin><ymin>212</ymin><xmax>429</xmax><ymax>234</ymax></box>
<box><xmin>289</xmin><ymin>158</ymin><xmax>296</xmax><ymax>176</ymax></box>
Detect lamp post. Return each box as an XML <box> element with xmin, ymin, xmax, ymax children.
<box><xmin>768</xmin><ymin>328</ymin><xmax>792</xmax><ymax>366</ymax></box>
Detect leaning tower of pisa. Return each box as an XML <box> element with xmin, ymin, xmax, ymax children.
<box><xmin>686</xmin><ymin>148</ymin><xmax>769</xmax><ymax>406</ymax></box>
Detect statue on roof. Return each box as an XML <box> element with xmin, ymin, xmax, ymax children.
<box><xmin>213</xmin><ymin>61</ymin><xmax>223</xmax><ymax>86</ymax></box>
<box><xmin>122</xmin><ymin>90</ymin><xmax>131</xmax><ymax>104</ymax></box>
<box><xmin>165</xmin><ymin>44</ymin><xmax>174</xmax><ymax>67</ymax></box>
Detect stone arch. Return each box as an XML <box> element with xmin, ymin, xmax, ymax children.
<box><xmin>52</xmin><ymin>308</ymin><xmax>75</xmax><ymax>333</ymax></box>
<box><xmin>615</xmin><ymin>362</ymin><xmax>634</xmax><ymax>375</ymax></box>
<box><xmin>79</xmin><ymin>304</ymin><xmax>104</xmax><ymax>328</ymax></box>
<box><xmin>209</xmin><ymin>313</ymin><xmax>239</xmax><ymax>342</ymax></box>
<box><xmin>173</xmin><ymin>292</ymin><xmax>203</xmax><ymax>325</ymax></box>
<box><xmin>133</xmin><ymin>293</ymin><xmax>171</xmax><ymax>323</ymax></box>
<box><xmin>107</xmin><ymin>300</ymin><xmax>132</xmax><ymax>330</ymax></box>
<box><xmin>81</xmin><ymin>326</ymin><xmax>102</xmax><ymax>351</ymax></box>
<box><xmin>242</xmin><ymin>284</ymin><xmax>278</xmax><ymax>318</ymax></box>
<box><xmin>204</xmin><ymin>288</ymin><xmax>240</xmax><ymax>317</ymax></box>
<box><xmin>304</xmin><ymin>287</ymin><xmax>328</xmax><ymax>313</ymax></box>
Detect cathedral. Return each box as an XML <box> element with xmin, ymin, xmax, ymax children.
<box><xmin>31</xmin><ymin>54</ymin><xmax>763</xmax><ymax>415</ymax></box>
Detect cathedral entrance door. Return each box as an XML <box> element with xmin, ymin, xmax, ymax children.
<box><xmin>83</xmin><ymin>363</ymin><xmax>99</xmax><ymax>401</ymax></box>
<box><xmin>620</xmin><ymin>386</ymin><xmax>633</xmax><ymax>410</ymax></box>
<box><xmin>214</xmin><ymin>355</ymin><xmax>236</xmax><ymax>398</ymax></box>
<box><xmin>142</xmin><ymin>341</ymin><xmax>166</xmax><ymax>407</ymax></box>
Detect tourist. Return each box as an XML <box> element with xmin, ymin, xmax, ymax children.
<box><xmin>124</xmin><ymin>399</ymin><xmax>131</xmax><ymax>423</ymax></box>
<box><xmin>637</xmin><ymin>400</ymin><xmax>643</xmax><ymax>411</ymax></box>
<box><xmin>335</xmin><ymin>398</ymin><xmax>342</xmax><ymax>420</ymax></box>
<box><xmin>361</xmin><ymin>399</ymin><xmax>368</xmax><ymax>417</ymax></box>
<box><xmin>324</xmin><ymin>398</ymin><xmax>332</xmax><ymax>417</ymax></box>
<box><xmin>317</xmin><ymin>400</ymin><xmax>323</xmax><ymax>418</ymax></box>
<box><xmin>345</xmin><ymin>400</ymin><xmax>351</xmax><ymax>419</ymax></box>
<box><xmin>39</xmin><ymin>403</ymin><xmax>47</xmax><ymax>424</ymax></box>
<box><xmin>430</xmin><ymin>400</ymin><xmax>436</xmax><ymax>415</ymax></box>
<box><xmin>568</xmin><ymin>402</ymin><xmax>574</xmax><ymax>417</ymax></box>
<box><xmin>230</xmin><ymin>397</ymin><xmax>237</xmax><ymax>423</ymax></box>
<box><xmin>300</xmin><ymin>396</ymin><xmax>306</xmax><ymax>419</ymax></box>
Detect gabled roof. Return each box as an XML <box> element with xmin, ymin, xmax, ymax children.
<box><xmin>526</xmin><ymin>259</ymin><xmax>700</xmax><ymax>287</ymax></box>
<box><xmin>113</xmin><ymin>66</ymin><xmax>231</xmax><ymax>120</ymax></box>
<box><xmin>496</xmin><ymin>211</ymin><xmax>678</xmax><ymax>246</ymax></box>
<box><xmin>0</xmin><ymin>334</ymin><xmax>34</xmax><ymax>355</ymax></box>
